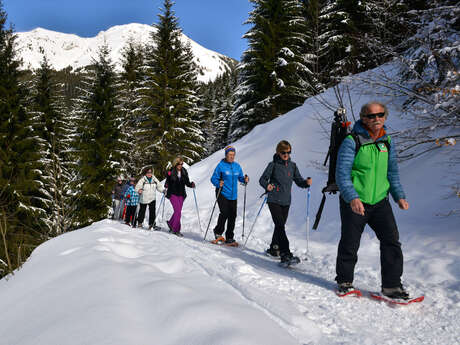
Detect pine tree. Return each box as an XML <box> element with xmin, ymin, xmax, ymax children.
<box><xmin>212</xmin><ymin>69</ymin><xmax>238</xmax><ymax>151</ymax></box>
<box><xmin>232</xmin><ymin>0</ymin><xmax>312</xmax><ymax>140</ymax></box>
<box><xmin>73</xmin><ymin>44</ymin><xmax>122</xmax><ymax>226</ymax></box>
<box><xmin>301</xmin><ymin>0</ymin><xmax>324</xmax><ymax>93</ymax></box>
<box><xmin>118</xmin><ymin>40</ymin><xmax>145</xmax><ymax>177</ymax></box>
<box><xmin>30</xmin><ymin>54</ymin><xmax>76</xmax><ymax>235</ymax></box>
<box><xmin>0</xmin><ymin>1</ymin><xmax>44</xmax><ymax>276</ymax></box>
<box><xmin>139</xmin><ymin>0</ymin><xmax>204</xmax><ymax>171</ymax></box>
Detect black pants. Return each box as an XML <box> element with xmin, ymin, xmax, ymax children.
<box><xmin>125</xmin><ymin>205</ymin><xmax>137</xmax><ymax>226</ymax></box>
<box><xmin>336</xmin><ymin>197</ymin><xmax>403</xmax><ymax>288</ymax></box>
<box><xmin>268</xmin><ymin>202</ymin><xmax>290</xmax><ymax>255</ymax></box>
<box><xmin>137</xmin><ymin>200</ymin><xmax>156</xmax><ymax>227</ymax></box>
<box><xmin>213</xmin><ymin>193</ymin><xmax>237</xmax><ymax>240</ymax></box>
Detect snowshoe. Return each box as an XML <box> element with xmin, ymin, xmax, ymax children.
<box><xmin>224</xmin><ymin>238</ymin><xmax>239</xmax><ymax>247</ymax></box>
<box><xmin>370</xmin><ymin>285</ymin><xmax>423</xmax><ymax>305</ymax></box>
<box><xmin>172</xmin><ymin>231</ymin><xmax>184</xmax><ymax>237</ymax></box>
<box><xmin>370</xmin><ymin>291</ymin><xmax>423</xmax><ymax>305</ymax></box>
<box><xmin>336</xmin><ymin>282</ymin><xmax>362</xmax><ymax>297</ymax></box>
<box><xmin>211</xmin><ymin>236</ymin><xmax>226</xmax><ymax>245</ymax></box>
<box><xmin>278</xmin><ymin>253</ymin><xmax>300</xmax><ymax>268</ymax></box>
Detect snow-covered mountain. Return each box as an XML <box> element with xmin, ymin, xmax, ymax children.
<box><xmin>0</xmin><ymin>64</ymin><xmax>458</xmax><ymax>344</ymax></box>
<box><xmin>15</xmin><ymin>23</ymin><xmax>234</xmax><ymax>82</ymax></box>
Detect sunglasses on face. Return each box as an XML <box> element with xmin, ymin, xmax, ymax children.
<box><xmin>364</xmin><ymin>112</ymin><xmax>385</xmax><ymax>119</ymax></box>
<box><xmin>177</xmin><ymin>163</ymin><xmax>183</xmax><ymax>166</ymax></box>
<box><xmin>280</xmin><ymin>151</ymin><xmax>291</xmax><ymax>155</ymax></box>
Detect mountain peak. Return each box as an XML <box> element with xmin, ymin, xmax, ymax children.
<box><xmin>16</xmin><ymin>23</ymin><xmax>233</xmax><ymax>82</ymax></box>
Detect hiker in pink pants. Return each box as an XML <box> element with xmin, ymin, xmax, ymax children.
<box><xmin>165</xmin><ymin>157</ymin><xmax>195</xmax><ymax>237</ymax></box>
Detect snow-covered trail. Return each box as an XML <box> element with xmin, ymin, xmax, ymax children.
<box><xmin>2</xmin><ymin>220</ymin><xmax>456</xmax><ymax>345</ymax></box>
<box><xmin>1</xmin><ymin>63</ymin><xmax>458</xmax><ymax>344</ymax></box>
<box><xmin>158</xmin><ymin>224</ymin><xmax>459</xmax><ymax>345</ymax></box>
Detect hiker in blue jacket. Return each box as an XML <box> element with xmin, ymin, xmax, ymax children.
<box><xmin>210</xmin><ymin>146</ymin><xmax>249</xmax><ymax>244</ymax></box>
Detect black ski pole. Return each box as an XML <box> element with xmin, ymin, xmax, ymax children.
<box><xmin>242</xmin><ymin>176</ymin><xmax>247</xmax><ymax>240</ymax></box>
<box><xmin>204</xmin><ymin>176</ymin><xmax>223</xmax><ymax>241</ymax></box>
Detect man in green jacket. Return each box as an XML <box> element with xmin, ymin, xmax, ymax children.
<box><xmin>335</xmin><ymin>102</ymin><xmax>410</xmax><ymax>299</ymax></box>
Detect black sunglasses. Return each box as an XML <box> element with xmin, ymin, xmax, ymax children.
<box><xmin>364</xmin><ymin>112</ymin><xmax>385</xmax><ymax>119</ymax></box>
<box><xmin>280</xmin><ymin>151</ymin><xmax>291</xmax><ymax>155</ymax></box>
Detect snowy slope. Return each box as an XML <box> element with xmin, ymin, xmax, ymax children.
<box><xmin>0</xmin><ymin>64</ymin><xmax>459</xmax><ymax>345</ymax></box>
<box><xmin>15</xmin><ymin>23</ymin><xmax>233</xmax><ymax>82</ymax></box>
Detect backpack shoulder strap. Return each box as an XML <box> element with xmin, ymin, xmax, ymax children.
<box><xmin>385</xmin><ymin>135</ymin><xmax>391</xmax><ymax>151</ymax></box>
<box><xmin>349</xmin><ymin>131</ymin><xmax>362</xmax><ymax>153</ymax></box>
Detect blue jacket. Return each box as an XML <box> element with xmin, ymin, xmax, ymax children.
<box><xmin>124</xmin><ymin>185</ymin><xmax>140</xmax><ymax>206</ymax></box>
<box><xmin>336</xmin><ymin>120</ymin><xmax>406</xmax><ymax>204</ymax></box>
<box><xmin>210</xmin><ymin>159</ymin><xmax>245</xmax><ymax>200</ymax></box>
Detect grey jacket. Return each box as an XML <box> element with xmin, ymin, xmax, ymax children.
<box><xmin>259</xmin><ymin>154</ymin><xmax>309</xmax><ymax>206</ymax></box>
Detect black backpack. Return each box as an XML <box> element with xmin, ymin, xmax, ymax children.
<box><xmin>312</xmin><ymin>108</ymin><xmax>352</xmax><ymax>230</ymax></box>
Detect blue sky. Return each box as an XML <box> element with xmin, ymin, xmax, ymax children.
<box><xmin>3</xmin><ymin>0</ymin><xmax>253</xmax><ymax>60</ymax></box>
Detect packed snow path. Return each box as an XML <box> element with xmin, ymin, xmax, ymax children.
<box><xmin>0</xmin><ymin>220</ymin><xmax>458</xmax><ymax>345</ymax></box>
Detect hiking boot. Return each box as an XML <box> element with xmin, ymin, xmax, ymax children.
<box><xmin>337</xmin><ymin>282</ymin><xmax>355</xmax><ymax>295</ymax></box>
<box><xmin>266</xmin><ymin>245</ymin><xmax>280</xmax><ymax>257</ymax></box>
<box><xmin>173</xmin><ymin>231</ymin><xmax>184</xmax><ymax>237</ymax></box>
<box><xmin>214</xmin><ymin>231</ymin><xmax>222</xmax><ymax>240</ymax></box>
<box><xmin>279</xmin><ymin>252</ymin><xmax>299</xmax><ymax>267</ymax></box>
<box><xmin>153</xmin><ymin>225</ymin><xmax>161</xmax><ymax>231</ymax></box>
<box><xmin>382</xmin><ymin>286</ymin><xmax>410</xmax><ymax>300</ymax></box>
<box><xmin>225</xmin><ymin>238</ymin><xmax>236</xmax><ymax>244</ymax></box>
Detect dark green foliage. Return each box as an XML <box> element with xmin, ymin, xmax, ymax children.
<box><xmin>139</xmin><ymin>0</ymin><xmax>204</xmax><ymax>170</ymax></box>
<box><xmin>30</xmin><ymin>55</ymin><xmax>76</xmax><ymax>235</ymax></box>
<box><xmin>118</xmin><ymin>41</ymin><xmax>145</xmax><ymax>177</ymax></box>
<box><xmin>197</xmin><ymin>63</ymin><xmax>238</xmax><ymax>154</ymax></box>
<box><xmin>232</xmin><ymin>0</ymin><xmax>313</xmax><ymax>140</ymax></box>
<box><xmin>0</xmin><ymin>1</ymin><xmax>44</xmax><ymax>276</ymax></box>
<box><xmin>74</xmin><ymin>45</ymin><xmax>122</xmax><ymax>226</ymax></box>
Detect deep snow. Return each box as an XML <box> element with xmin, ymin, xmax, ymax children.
<box><xmin>0</xmin><ymin>64</ymin><xmax>459</xmax><ymax>345</ymax></box>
